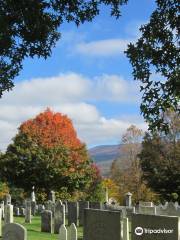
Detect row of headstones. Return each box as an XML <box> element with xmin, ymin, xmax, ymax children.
<box><xmin>0</xmin><ymin>202</ymin><xmax>35</xmax><ymax>226</ymax></box>
<box><xmin>1</xmin><ymin>222</ymin><xmax>77</xmax><ymax>240</ymax></box>
<box><xmin>83</xmin><ymin>208</ymin><xmax>180</xmax><ymax>240</ymax></box>
<box><xmin>43</xmin><ymin>200</ymin><xmax>103</xmax><ymax>228</ymax></box>
<box><xmin>136</xmin><ymin>201</ymin><xmax>180</xmax><ymax>217</ymax></box>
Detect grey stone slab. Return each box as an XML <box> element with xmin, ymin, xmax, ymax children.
<box><xmin>69</xmin><ymin>223</ymin><xmax>77</xmax><ymax>240</ymax></box>
<box><xmin>2</xmin><ymin>223</ymin><xmax>27</xmax><ymax>240</ymax></box>
<box><xmin>131</xmin><ymin>214</ymin><xmax>180</xmax><ymax>240</ymax></box>
<box><xmin>41</xmin><ymin>210</ymin><xmax>53</xmax><ymax>233</ymax></box>
<box><xmin>4</xmin><ymin>204</ymin><xmax>13</xmax><ymax>224</ymax></box>
<box><xmin>54</xmin><ymin>200</ymin><xmax>65</xmax><ymax>234</ymax></box>
<box><xmin>138</xmin><ymin>206</ymin><xmax>156</xmax><ymax>215</ymax></box>
<box><xmin>68</xmin><ymin>202</ymin><xmax>78</xmax><ymax>226</ymax></box>
<box><xmin>59</xmin><ymin>224</ymin><xmax>67</xmax><ymax>240</ymax></box>
<box><xmin>83</xmin><ymin>209</ymin><xmax>123</xmax><ymax>240</ymax></box>
<box><xmin>79</xmin><ymin>201</ymin><xmax>89</xmax><ymax>226</ymax></box>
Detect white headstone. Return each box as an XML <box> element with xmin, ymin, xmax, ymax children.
<box><xmin>69</xmin><ymin>223</ymin><xmax>77</xmax><ymax>240</ymax></box>
<box><xmin>59</xmin><ymin>224</ymin><xmax>67</xmax><ymax>240</ymax></box>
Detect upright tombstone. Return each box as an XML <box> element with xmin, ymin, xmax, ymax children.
<box><xmin>45</xmin><ymin>200</ymin><xmax>55</xmax><ymax>216</ymax></box>
<box><xmin>123</xmin><ymin>218</ymin><xmax>130</xmax><ymax>240</ymax></box>
<box><xmin>20</xmin><ymin>208</ymin><xmax>25</xmax><ymax>216</ymax></box>
<box><xmin>25</xmin><ymin>200</ymin><xmax>31</xmax><ymax>223</ymax></box>
<box><xmin>79</xmin><ymin>201</ymin><xmax>89</xmax><ymax>226</ymax></box>
<box><xmin>14</xmin><ymin>207</ymin><xmax>20</xmax><ymax>216</ymax></box>
<box><xmin>4</xmin><ymin>204</ymin><xmax>13</xmax><ymax>224</ymax></box>
<box><xmin>69</xmin><ymin>223</ymin><xmax>77</xmax><ymax>240</ymax></box>
<box><xmin>139</xmin><ymin>201</ymin><xmax>154</xmax><ymax>207</ymax></box>
<box><xmin>83</xmin><ymin>209</ymin><xmax>123</xmax><ymax>240</ymax></box>
<box><xmin>2</xmin><ymin>223</ymin><xmax>27</xmax><ymax>240</ymax></box>
<box><xmin>31</xmin><ymin>186</ymin><xmax>36</xmax><ymax>216</ymax></box>
<box><xmin>68</xmin><ymin>202</ymin><xmax>79</xmax><ymax>226</ymax></box>
<box><xmin>49</xmin><ymin>190</ymin><xmax>56</xmax><ymax>203</ymax></box>
<box><xmin>125</xmin><ymin>192</ymin><xmax>132</xmax><ymax>207</ymax></box>
<box><xmin>31</xmin><ymin>201</ymin><xmax>36</xmax><ymax>216</ymax></box>
<box><xmin>41</xmin><ymin>210</ymin><xmax>53</xmax><ymax>233</ymax></box>
<box><xmin>138</xmin><ymin>206</ymin><xmax>156</xmax><ymax>215</ymax></box>
<box><xmin>131</xmin><ymin>214</ymin><xmax>180</xmax><ymax>240</ymax></box>
<box><xmin>1</xmin><ymin>201</ymin><xmax>5</xmax><ymax>219</ymax></box>
<box><xmin>59</xmin><ymin>224</ymin><xmax>67</xmax><ymax>240</ymax></box>
<box><xmin>54</xmin><ymin>200</ymin><xmax>65</xmax><ymax>234</ymax></box>
<box><xmin>4</xmin><ymin>194</ymin><xmax>11</xmax><ymax>205</ymax></box>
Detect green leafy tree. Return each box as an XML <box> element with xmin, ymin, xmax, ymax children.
<box><xmin>139</xmin><ymin>112</ymin><xmax>180</xmax><ymax>202</ymax></box>
<box><xmin>0</xmin><ymin>0</ymin><xmax>127</xmax><ymax>97</ymax></box>
<box><xmin>126</xmin><ymin>0</ymin><xmax>180</xmax><ymax>132</ymax></box>
<box><xmin>0</xmin><ymin>109</ymin><xmax>100</xmax><ymax>198</ymax></box>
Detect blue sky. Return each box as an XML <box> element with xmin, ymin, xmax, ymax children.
<box><xmin>0</xmin><ymin>0</ymin><xmax>156</xmax><ymax>151</ymax></box>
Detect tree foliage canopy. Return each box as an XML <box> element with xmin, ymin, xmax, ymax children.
<box><xmin>0</xmin><ymin>109</ymin><xmax>100</xmax><ymax>196</ymax></box>
<box><xmin>139</xmin><ymin>111</ymin><xmax>180</xmax><ymax>202</ymax></box>
<box><xmin>126</xmin><ymin>0</ymin><xmax>180</xmax><ymax>132</ymax></box>
<box><xmin>0</xmin><ymin>0</ymin><xmax>127</xmax><ymax>97</ymax></box>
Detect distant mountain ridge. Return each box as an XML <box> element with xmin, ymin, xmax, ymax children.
<box><xmin>88</xmin><ymin>144</ymin><xmax>122</xmax><ymax>176</ymax></box>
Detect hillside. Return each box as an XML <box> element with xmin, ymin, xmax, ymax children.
<box><xmin>88</xmin><ymin>144</ymin><xmax>122</xmax><ymax>176</ymax></box>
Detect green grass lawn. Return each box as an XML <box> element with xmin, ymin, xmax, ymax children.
<box><xmin>12</xmin><ymin>216</ymin><xmax>83</xmax><ymax>240</ymax></box>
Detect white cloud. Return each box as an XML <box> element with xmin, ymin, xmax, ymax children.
<box><xmin>0</xmin><ymin>72</ymin><xmax>144</xmax><ymax>151</ymax></box>
<box><xmin>75</xmin><ymin>39</ymin><xmax>133</xmax><ymax>57</ymax></box>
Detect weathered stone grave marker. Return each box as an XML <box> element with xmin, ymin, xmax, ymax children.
<box><xmin>54</xmin><ymin>200</ymin><xmax>65</xmax><ymax>234</ymax></box>
<box><xmin>131</xmin><ymin>214</ymin><xmax>180</xmax><ymax>240</ymax></box>
<box><xmin>69</xmin><ymin>223</ymin><xmax>77</xmax><ymax>240</ymax></box>
<box><xmin>59</xmin><ymin>224</ymin><xmax>67</xmax><ymax>240</ymax></box>
<box><xmin>83</xmin><ymin>209</ymin><xmax>123</xmax><ymax>240</ymax></box>
<box><xmin>68</xmin><ymin>202</ymin><xmax>79</xmax><ymax>226</ymax></box>
<box><xmin>41</xmin><ymin>210</ymin><xmax>53</xmax><ymax>233</ymax></box>
<box><xmin>2</xmin><ymin>223</ymin><xmax>27</xmax><ymax>240</ymax></box>
<box><xmin>4</xmin><ymin>204</ymin><xmax>13</xmax><ymax>224</ymax></box>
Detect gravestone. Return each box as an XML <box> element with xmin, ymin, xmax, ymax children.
<box><xmin>45</xmin><ymin>200</ymin><xmax>55</xmax><ymax>216</ymax></box>
<box><xmin>69</xmin><ymin>223</ymin><xmax>77</xmax><ymax>240</ymax></box>
<box><xmin>156</xmin><ymin>202</ymin><xmax>180</xmax><ymax>217</ymax></box>
<box><xmin>63</xmin><ymin>201</ymin><xmax>68</xmax><ymax>214</ymax></box>
<box><xmin>14</xmin><ymin>207</ymin><xmax>20</xmax><ymax>216</ymax></box>
<box><xmin>79</xmin><ymin>201</ymin><xmax>89</xmax><ymax>226</ymax></box>
<box><xmin>4</xmin><ymin>194</ymin><xmax>11</xmax><ymax>205</ymax></box>
<box><xmin>31</xmin><ymin>201</ymin><xmax>36</xmax><ymax>216</ymax></box>
<box><xmin>20</xmin><ymin>208</ymin><xmax>25</xmax><ymax>216</ymax></box>
<box><xmin>49</xmin><ymin>191</ymin><xmax>56</xmax><ymax>203</ymax></box>
<box><xmin>125</xmin><ymin>192</ymin><xmax>132</xmax><ymax>207</ymax></box>
<box><xmin>2</xmin><ymin>223</ymin><xmax>27</xmax><ymax>240</ymax></box>
<box><xmin>4</xmin><ymin>204</ymin><xmax>13</xmax><ymax>224</ymax></box>
<box><xmin>90</xmin><ymin>202</ymin><xmax>102</xmax><ymax>210</ymax></box>
<box><xmin>68</xmin><ymin>202</ymin><xmax>79</xmax><ymax>226</ymax></box>
<box><xmin>123</xmin><ymin>218</ymin><xmax>129</xmax><ymax>240</ymax></box>
<box><xmin>25</xmin><ymin>200</ymin><xmax>31</xmax><ymax>223</ymax></box>
<box><xmin>138</xmin><ymin>206</ymin><xmax>156</xmax><ymax>215</ymax></box>
<box><xmin>131</xmin><ymin>214</ymin><xmax>180</xmax><ymax>240</ymax></box>
<box><xmin>1</xmin><ymin>201</ymin><xmax>5</xmax><ymax>219</ymax></box>
<box><xmin>139</xmin><ymin>201</ymin><xmax>153</xmax><ymax>207</ymax></box>
<box><xmin>54</xmin><ymin>200</ymin><xmax>65</xmax><ymax>234</ymax></box>
<box><xmin>41</xmin><ymin>210</ymin><xmax>53</xmax><ymax>233</ymax></box>
<box><xmin>83</xmin><ymin>209</ymin><xmax>123</xmax><ymax>240</ymax></box>
<box><xmin>59</xmin><ymin>224</ymin><xmax>67</xmax><ymax>240</ymax></box>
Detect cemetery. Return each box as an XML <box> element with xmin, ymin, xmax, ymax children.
<box><xmin>0</xmin><ymin>190</ymin><xmax>180</xmax><ymax>240</ymax></box>
<box><xmin>0</xmin><ymin>0</ymin><xmax>179</xmax><ymax>240</ymax></box>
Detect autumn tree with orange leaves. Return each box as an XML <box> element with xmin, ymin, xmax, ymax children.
<box><xmin>0</xmin><ymin>109</ymin><xmax>101</xmax><ymax>200</ymax></box>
